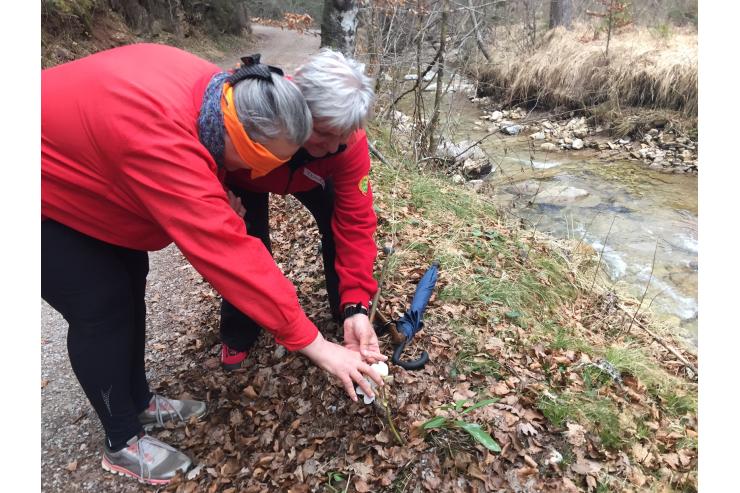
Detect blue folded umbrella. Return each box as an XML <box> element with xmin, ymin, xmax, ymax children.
<box><xmin>392</xmin><ymin>261</ymin><xmax>439</xmax><ymax>370</ymax></box>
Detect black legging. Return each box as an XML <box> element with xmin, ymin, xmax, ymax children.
<box><xmin>219</xmin><ymin>184</ymin><xmax>340</xmax><ymax>351</ymax></box>
<box><xmin>41</xmin><ymin>220</ymin><xmax>151</xmax><ymax>450</ymax></box>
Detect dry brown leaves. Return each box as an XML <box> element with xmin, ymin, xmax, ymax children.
<box><xmin>144</xmin><ymin>183</ymin><xmax>697</xmax><ymax>492</ymax></box>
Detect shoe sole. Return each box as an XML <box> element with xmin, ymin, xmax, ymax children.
<box><xmin>101</xmin><ymin>457</ymin><xmax>173</xmax><ymax>486</ymax></box>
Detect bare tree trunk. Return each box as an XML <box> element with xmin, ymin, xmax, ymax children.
<box><xmin>320</xmin><ymin>0</ymin><xmax>359</xmax><ymax>56</ymax></box>
<box><xmin>605</xmin><ymin>0</ymin><xmax>615</xmax><ymax>58</ymax></box>
<box><xmin>468</xmin><ymin>0</ymin><xmax>492</xmax><ymax>61</ymax></box>
<box><xmin>426</xmin><ymin>0</ymin><xmax>448</xmax><ymax>154</ymax></box>
<box><xmin>549</xmin><ymin>0</ymin><xmax>573</xmax><ymax>29</ymax></box>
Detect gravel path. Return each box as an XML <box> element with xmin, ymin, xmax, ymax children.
<box><xmin>41</xmin><ymin>25</ymin><xmax>320</xmax><ymax>492</ymax></box>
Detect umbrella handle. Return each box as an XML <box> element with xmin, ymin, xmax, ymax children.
<box><xmin>391</xmin><ymin>338</ymin><xmax>429</xmax><ymax>371</ymax></box>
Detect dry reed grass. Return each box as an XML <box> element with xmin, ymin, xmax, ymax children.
<box><xmin>475</xmin><ymin>24</ymin><xmax>697</xmax><ymax>117</ymax></box>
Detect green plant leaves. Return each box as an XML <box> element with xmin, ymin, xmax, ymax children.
<box><xmin>453</xmin><ymin>421</ymin><xmax>502</xmax><ymax>452</ymax></box>
<box><xmin>422</xmin><ymin>416</ymin><xmax>449</xmax><ymax>430</ymax></box>
<box><xmin>461</xmin><ymin>397</ymin><xmax>499</xmax><ymax>415</ymax></box>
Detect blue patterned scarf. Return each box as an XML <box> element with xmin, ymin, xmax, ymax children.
<box><xmin>197</xmin><ymin>72</ymin><xmax>230</xmax><ymax>169</ymax></box>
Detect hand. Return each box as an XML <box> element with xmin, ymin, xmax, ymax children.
<box><xmin>227</xmin><ymin>190</ymin><xmax>246</xmax><ymax>218</ymax></box>
<box><xmin>343</xmin><ymin>314</ymin><xmax>387</xmax><ymax>364</ymax></box>
<box><xmin>299</xmin><ymin>333</ymin><xmax>384</xmax><ymax>402</ymax></box>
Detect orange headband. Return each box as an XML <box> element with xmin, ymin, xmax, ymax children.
<box><xmin>221</xmin><ymin>82</ymin><xmax>290</xmax><ymax>178</ymax></box>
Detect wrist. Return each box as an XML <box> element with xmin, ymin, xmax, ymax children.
<box><xmin>342</xmin><ymin>302</ymin><xmax>368</xmax><ymax>322</ymax></box>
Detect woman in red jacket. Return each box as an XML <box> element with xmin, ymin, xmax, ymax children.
<box><xmin>42</xmin><ymin>44</ymin><xmax>385</xmax><ymax>485</ymax></box>
<box><xmin>220</xmin><ymin>49</ymin><xmax>382</xmax><ymax>373</ymax></box>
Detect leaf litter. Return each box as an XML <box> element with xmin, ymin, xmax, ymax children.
<box><xmin>68</xmin><ymin>157</ymin><xmax>698</xmax><ymax>492</ymax></box>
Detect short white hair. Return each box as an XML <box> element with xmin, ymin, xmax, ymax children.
<box><xmin>233</xmin><ymin>73</ymin><xmax>313</xmax><ymax>146</ymax></box>
<box><xmin>293</xmin><ymin>48</ymin><xmax>375</xmax><ymax>134</ymax></box>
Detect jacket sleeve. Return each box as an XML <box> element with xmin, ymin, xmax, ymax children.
<box><xmin>113</xmin><ymin>122</ymin><xmax>318</xmax><ymax>351</ymax></box>
<box><xmin>329</xmin><ymin>131</ymin><xmax>378</xmax><ymax>308</ymax></box>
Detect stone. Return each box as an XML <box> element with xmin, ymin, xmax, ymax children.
<box><xmin>530</xmin><ymin>131</ymin><xmax>546</xmax><ymax>141</ymax></box>
<box><xmin>464</xmin><ymin>179</ymin><xmax>485</xmax><ymax>192</ymax></box>
<box><xmin>542</xmin><ymin>121</ymin><xmax>554</xmax><ymax>130</ymax></box>
<box><xmin>451</xmin><ymin>174</ymin><xmax>465</xmax><ymax>185</ymax></box>
<box><xmin>489</xmin><ymin>110</ymin><xmax>503</xmax><ymax>121</ymax></box>
<box><xmin>540</xmin><ymin>143</ymin><xmax>558</xmax><ymax>152</ymax></box>
<box><xmin>506</xmin><ymin>180</ymin><xmax>541</xmax><ymax>196</ymax></box>
<box><xmin>536</xmin><ymin>186</ymin><xmax>589</xmax><ymax>205</ymax></box>
<box><xmin>436</xmin><ymin>139</ymin><xmax>485</xmax><ymax>163</ymax></box>
<box><xmin>462</xmin><ymin>158</ymin><xmax>493</xmax><ymax>179</ymax></box>
<box><xmin>618</xmin><ymin>138</ymin><xmax>631</xmax><ymax>145</ymax></box>
<box><xmin>501</xmin><ymin>125</ymin><xmax>523</xmax><ymax>136</ymax></box>
<box><xmin>572</xmin><ymin>138</ymin><xmax>584</xmax><ymax>150</ymax></box>
<box><xmin>573</xmin><ymin>127</ymin><xmax>588</xmax><ymax>138</ymax></box>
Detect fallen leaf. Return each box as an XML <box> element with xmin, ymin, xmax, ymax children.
<box><xmin>566</xmin><ymin>422</ymin><xmax>587</xmax><ymax>447</ymax></box>
<box><xmin>571</xmin><ymin>459</ymin><xmax>601</xmax><ymax>475</ymax></box>
<box><xmin>354</xmin><ymin>479</ymin><xmax>371</xmax><ymax>492</ymax></box>
<box><xmin>492</xmin><ymin>381</ymin><xmax>510</xmax><ymax>396</ymax></box>
<box><xmin>297</xmin><ymin>447</ymin><xmax>314</xmax><ymax>464</ymax></box>
<box><xmin>66</xmin><ymin>461</ymin><xmax>77</xmax><ymax>472</ymax></box>
<box><xmin>41</xmin><ymin>379</ymin><xmax>50</xmax><ymax>389</ymax></box>
<box><xmin>204</xmin><ymin>358</ymin><xmax>220</xmax><ymax>370</ymax></box>
<box><xmin>220</xmin><ymin>459</ymin><xmax>240</xmax><ymax>476</ymax></box>
<box><xmin>243</xmin><ymin>385</ymin><xmax>258</xmax><ymax>399</ymax></box>
<box><xmin>662</xmin><ymin>453</ymin><xmax>680</xmax><ymax>469</ymax></box>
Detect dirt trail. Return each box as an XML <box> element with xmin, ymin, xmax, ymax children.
<box><xmin>41</xmin><ymin>25</ymin><xmax>319</xmax><ymax>492</ymax></box>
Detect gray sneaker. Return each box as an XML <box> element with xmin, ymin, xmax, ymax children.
<box><xmin>101</xmin><ymin>434</ymin><xmax>192</xmax><ymax>485</ymax></box>
<box><xmin>138</xmin><ymin>394</ymin><xmax>207</xmax><ymax>430</ymax></box>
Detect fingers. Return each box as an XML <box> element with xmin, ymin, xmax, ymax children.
<box><xmin>351</xmin><ymin>369</ymin><xmax>375</xmax><ymax>400</ymax></box>
<box><xmin>361</xmin><ymin>349</ymin><xmax>388</xmax><ymax>363</ymax></box>
<box><xmin>341</xmin><ymin>376</ymin><xmax>359</xmax><ymax>402</ymax></box>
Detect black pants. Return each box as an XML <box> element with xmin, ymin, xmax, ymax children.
<box><xmin>41</xmin><ymin>220</ymin><xmax>151</xmax><ymax>450</ymax></box>
<box><xmin>220</xmin><ymin>184</ymin><xmax>340</xmax><ymax>351</ymax></box>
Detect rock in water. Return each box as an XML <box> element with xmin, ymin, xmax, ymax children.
<box><xmin>540</xmin><ymin>143</ymin><xmax>558</xmax><ymax>152</ymax></box>
<box><xmin>536</xmin><ymin>186</ymin><xmax>589</xmax><ymax>205</ymax></box>
<box><xmin>572</xmin><ymin>138</ymin><xmax>584</xmax><ymax>150</ymax></box>
<box><xmin>462</xmin><ymin>158</ymin><xmax>493</xmax><ymax>179</ymax></box>
<box><xmin>501</xmin><ymin>125</ymin><xmax>523</xmax><ymax>136</ymax></box>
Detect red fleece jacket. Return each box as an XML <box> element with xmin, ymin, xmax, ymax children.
<box><xmin>41</xmin><ymin>43</ymin><xmax>318</xmax><ymax>350</ymax></box>
<box><xmin>226</xmin><ymin>131</ymin><xmax>378</xmax><ymax>308</ymax></box>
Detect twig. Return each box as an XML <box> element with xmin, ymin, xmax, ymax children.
<box><xmin>617</xmin><ymin>303</ymin><xmax>698</xmax><ymax>376</ymax></box>
<box><xmin>628</xmin><ymin>238</ymin><xmax>659</xmax><ymax>333</ymax></box>
<box><xmin>368</xmin><ymin>140</ymin><xmax>391</xmax><ymax>167</ymax></box>
<box><xmin>379</xmin><ymin>385</ymin><xmax>406</xmax><ymax>445</ymax></box>
<box><xmin>590</xmin><ymin>215</ymin><xmax>617</xmax><ymax>292</ymax></box>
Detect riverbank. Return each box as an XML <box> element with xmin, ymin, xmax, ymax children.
<box><xmin>462</xmin><ymin>23</ymin><xmax>698</xmax><ymax>174</ymax></box>
<box><xmin>366</xmin><ymin>125</ymin><xmax>698</xmax><ymax>491</ymax></box>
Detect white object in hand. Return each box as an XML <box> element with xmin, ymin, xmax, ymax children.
<box><xmin>355</xmin><ymin>362</ymin><xmax>389</xmax><ymax>404</ymax></box>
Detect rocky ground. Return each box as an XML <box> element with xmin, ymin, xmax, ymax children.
<box><xmin>472</xmin><ymin>102</ymin><xmax>698</xmax><ymax>175</ymax></box>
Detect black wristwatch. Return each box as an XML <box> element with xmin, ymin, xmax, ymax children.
<box><xmin>342</xmin><ymin>302</ymin><xmax>368</xmax><ymax>321</ymax></box>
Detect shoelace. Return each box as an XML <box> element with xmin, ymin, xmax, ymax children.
<box><xmin>151</xmin><ymin>394</ymin><xmax>185</xmax><ymax>428</ymax></box>
<box><xmin>135</xmin><ymin>435</ymin><xmax>179</xmax><ymax>481</ymax></box>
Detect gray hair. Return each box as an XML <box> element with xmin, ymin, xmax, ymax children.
<box><xmin>232</xmin><ymin>73</ymin><xmax>313</xmax><ymax>146</ymax></box>
<box><xmin>293</xmin><ymin>48</ymin><xmax>375</xmax><ymax>134</ymax></box>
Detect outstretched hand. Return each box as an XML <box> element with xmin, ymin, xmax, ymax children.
<box><xmin>343</xmin><ymin>313</ymin><xmax>387</xmax><ymax>364</ymax></box>
<box><xmin>299</xmin><ymin>333</ymin><xmax>384</xmax><ymax>402</ymax></box>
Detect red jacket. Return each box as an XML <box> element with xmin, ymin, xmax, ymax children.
<box><xmin>226</xmin><ymin>131</ymin><xmax>378</xmax><ymax>308</ymax></box>
<box><xmin>41</xmin><ymin>43</ymin><xmax>317</xmax><ymax>350</ymax></box>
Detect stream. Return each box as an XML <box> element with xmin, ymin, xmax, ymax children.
<box><xmin>398</xmin><ymin>84</ymin><xmax>698</xmax><ymax>346</ymax></box>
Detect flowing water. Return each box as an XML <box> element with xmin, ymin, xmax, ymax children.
<box><xmin>398</xmin><ymin>88</ymin><xmax>698</xmax><ymax>346</ymax></box>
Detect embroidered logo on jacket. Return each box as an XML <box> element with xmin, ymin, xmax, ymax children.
<box><xmin>358</xmin><ymin>175</ymin><xmax>370</xmax><ymax>195</ymax></box>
